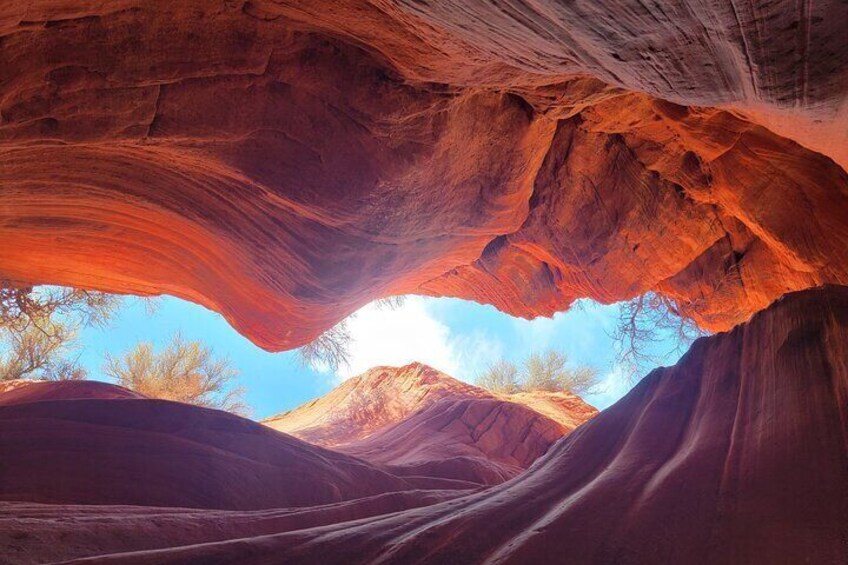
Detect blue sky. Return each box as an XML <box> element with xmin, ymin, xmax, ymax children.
<box><xmin>74</xmin><ymin>294</ymin><xmax>687</xmax><ymax>420</ymax></box>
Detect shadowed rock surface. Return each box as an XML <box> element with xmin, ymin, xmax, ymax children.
<box><xmin>0</xmin><ymin>383</ymin><xmax>471</xmax><ymax>511</ymax></box>
<box><xmin>0</xmin><ymin>379</ymin><xmax>145</xmax><ymax>405</ymax></box>
<box><xmin>12</xmin><ymin>286</ymin><xmax>842</xmax><ymax>564</ymax></box>
<box><xmin>339</xmin><ymin>397</ymin><xmax>570</xmax><ymax>485</ymax></box>
<box><xmin>0</xmin><ymin>368</ymin><xmax>598</xmax><ymax>561</ymax></box>
<box><xmin>2</xmin><ymin>1</ymin><xmax>846</xmax><ymax>349</ymax></box>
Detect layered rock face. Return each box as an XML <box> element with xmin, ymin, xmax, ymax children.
<box><xmin>339</xmin><ymin>397</ymin><xmax>571</xmax><ymax>485</ymax></box>
<box><xmin>0</xmin><ymin>288</ymin><xmax>848</xmax><ymax>564</ymax></box>
<box><xmin>0</xmin><ymin>382</ymin><xmax>471</xmax><ymax>511</ymax></box>
<box><xmin>2</xmin><ymin>2</ymin><xmax>846</xmax><ymax>349</ymax></box>
<box><xmin>19</xmin><ymin>286</ymin><xmax>841</xmax><ymax>565</ymax></box>
<box><xmin>0</xmin><ymin>379</ymin><xmax>144</xmax><ymax>405</ymax></box>
<box><xmin>265</xmin><ymin>363</ymin><xmax>597</xmax><ymax>485</ymax></box>
<box><xmin>264</xmin><ymin>364</ymin><xmax>493</xmax><ymax>447</ymax></box>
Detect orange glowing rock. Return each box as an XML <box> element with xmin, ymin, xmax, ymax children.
<box><xmin>1</xmin><ymin>2</ymin><xmax>846</xmax><ymax>349</ymax></box>
<box><xmin>265</xmin><ymin>363</ymin><xmax>598</xmax><ymax>485</ymax></box>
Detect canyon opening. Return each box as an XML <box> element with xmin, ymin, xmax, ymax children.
<box><xmin>1</xmin><ymin>2</ymin><xmax>847</xmax><ymax>564</ymax></box>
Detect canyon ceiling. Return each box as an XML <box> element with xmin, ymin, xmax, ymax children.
<box><xmin>2</xmin><ymin>1</ymin><xmax>847</xmax><ymax>349</ymax></box>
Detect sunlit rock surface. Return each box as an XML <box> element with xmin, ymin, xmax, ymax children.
<box><xmin>9</xmin><ymin>286</ymin><xmax>841</xmax><ymax>564</ymax></box>
<box><xmin>265</xmin><ymin>363</ymin><xmax>598</xmax><ymax>484</ymax></box>
<box><xmin>264</xmin><ymin>364</ymin><xmax>493</xmax><ymax>447</ymax></box>
<box><xmin>2</xmin><ymin>1</ymin><xmax>846</xmax><ymax>349</ymax></box>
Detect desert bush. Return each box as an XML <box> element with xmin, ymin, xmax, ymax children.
<box><xmin>104</xmin><ymin>333</ymin><xmax>248</xmax><ymax>415</ymax></box>
<box><xmin>475</xmin><ymin>359</ymin><xmax>521</xmax><ymax>394</ymax></box>
<box><xmin>0</xmin><ymin>284</ymin><xmax>119</xmax><ymax>381</ymax></box>
<box><xmin>477</xmin><ymin>349</ymin><xmax>600</xmax><ymax>396</ymax></box>
<box><xmin>522</xmin><ymin>350</ymin><xmax>600</xmax><ymax>394</ymax></box>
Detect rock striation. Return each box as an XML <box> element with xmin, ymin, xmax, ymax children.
<box><xmin>0</xmin><ymin>379</ymin><xmax>144</xmax><ymax>405</ymax></box>
<box><xmin>264</xmin><ymin>364</ymin><xmax>493</xmax><ymax>447</ymax></box>
<box><xmin>265</xmin><ymin>363</ymin><xmax>598</xmax><ymax>485</ymax></box>
<box><xmin>1</xmin><ymin>1</ymin><xmax>846</xmax><ymax>349</ymax></box>
<box><xmin>0</xmin><ymin>382</ymin><xmax>468</xmax><ymax>511</ymax></box>
<box><xmin>26</xmin><ymin>285</ymin><xmax>845</xmax><ymax>564</ymax></box>
<box><xmin>339</xmin><ymin>396</ymin><xmax>569</xmax><ymax>485</ymax></box>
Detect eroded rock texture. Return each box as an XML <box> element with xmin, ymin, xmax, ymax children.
<box><xmin>2</xmin><ymin>1</ymin><xmax>846</xmax><ymax>348</ymax></box>
<box><xmin>15</xmin><ymin>286</ymin><xmax>841</xmax><ymax>564</ymax></box>
<box><xmin>265</xmin><ymin>363</ymin><xmax>597</xmax><ymax>484</ymax></box>
<box><xmin>0</xmin><ymin>365</ymin><xmax>598</xmax><ymax>562</ymax></box>
<box><xmin>264</xmin><ymin>363</ymin><xmax>495</xmax><ymax>447</ymax></box>
<box><xmin>0</xmin><ymin>381</ymin><xmax>472</xmax><ymax>510</ymax></box>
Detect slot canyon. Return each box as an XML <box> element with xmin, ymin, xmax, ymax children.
<box><xmin>1</xmin><ymin>1</ymin><xmax>847</xmax><ymax>564</ymax></box>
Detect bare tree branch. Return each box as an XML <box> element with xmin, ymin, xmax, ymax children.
<box><xmin>610</xmin><ymin>292</ymin><xmax>707</xmax><ymax>382</ymax></box>
<box><xmin>298</xmin><ymin>319</ymin><xmax>352</xmax><ymax>373</ymax></box>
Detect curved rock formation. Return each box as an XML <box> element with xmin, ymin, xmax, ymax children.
<box><xmin>265</xmin><ymin>363</ymin><xmax>596</xmax><ymax>445</ymax></box>
<box><xmin>0</xmin><ymin>492</ymin><xmax>459</xmax><ymax>565</ymax></box>
<box><xmin>264</xmin><ymin>363</ymin><xmax>597</xmax><ymax>485</ymax></box>
<box><xmin>264</xmin><ymin>364</ymin><xmax>492</xmax><ymax>447</ymax></box>
<box><xmin>0</xmin><ymin>379</ymin><xmax>144</xmax><ymax>405</ymax></box>
<box><xmin>340</xmin><ymin>397</ymin><xmax>568</xmax><ymax>485</ymax></box>
<box><xmin>2</xmin><ymin>2</ymin><xmax>846</xmax><ymax>348</ymax></box>
<box><xmin>0</xmin><ymin>382</ymin><xmax>467</xmax><ymax>510</ymax></box>
<box><xmin>0</xmin><ymin>368</ymin><xmax>597</xmax><ymax>561</ymax></box>
<box><xmin>32</xmin><ymin>285</ymin><xmax>846</xmax><ymax>564</ymax></box>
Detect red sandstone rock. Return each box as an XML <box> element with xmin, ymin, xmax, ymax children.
<box><xmin>0</xmin><ymin>492</ymin><xmax>460</xmax><ymax>565</ymax></box>
<box><xmin>1</xmin><ymin>2</ymin><xmax>846</xmax><ymax>348</ymax></box>
<box><xmin>263</xmin><ymin>364</ymin><xmax>492</xmax><ymax>447</ymax></box>
<box><xmin>502</xmin><ymin>389</ymin><xmax>599</xmax><ymax>431</ymax></box>
<box><xmin>265</xmin><ymin>363</ymin><xmax>596</xmax><ymax>442</ymax></box>
<box><xmin>0</xmin><ymin>382</ymin><xmax>468</xmax><ymax>511</ymax></box>
<box><xmin>0</xmin><ymin>379</ymin><xmax>144</xmax><ymax>405</ymax></box>
<box><xmin>1</xmin><ymin>5</ymin><xmax>846</xmax><ymax>560</ymax></box>
<box><xmin>18</xmin><ymin>286</ymin><xmax>844</xmax><ymax>564</ymax></box>
<box><xmin>264</xmin><ymin>363</ymin><xmax>597</xmax><ymax>485</ymax></box>
<box><xmin>340</xmin><ymin>397</ymin><xmax>568</xmax><ymax>485</ymax></box>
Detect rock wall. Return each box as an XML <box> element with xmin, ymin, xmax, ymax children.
<box><xmin>265</xmin><ymin>363</ymin><xmax>598</xmax><ymax>485</ymax></box>
<box><xmin>264</xmin><ymin>363</ymin><xmax>494</xmax><ymax>446</ymax></box>
<box><xmin>40</xmin><ymin>285</ymin><xmax>846</xmax><ymax>564</ymax></box>
<box><xmin>2</xmin><ymin>1</ymin><xmax>846</xmax><ymax>348</ymax></box>
<box><xmin>0</xmin><ymin>383</ymin><xmax>468</xmax><ymax>510</ymax></box>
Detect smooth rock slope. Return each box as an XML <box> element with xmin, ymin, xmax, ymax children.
<box><xmin>0</xmin><ymin>383</ymin><xmax>465</xmax><ymax>511</ymax></box>
<box><xmin>30</xmin><ymin>285</ymin><xmax>846</xmax><ymax>564</ymax></box>
<box><xmin>265</xmin><ymin>363</ymin><xmax>598</xmax><ymax>484</ymax></box>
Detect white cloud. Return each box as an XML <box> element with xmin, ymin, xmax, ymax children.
<box><xmin>449</xmin><ymin>330</ymin><xmax>505</xmax><ymax>381</ymax></box>
<box><xmin>322</xmin><ymin>296</ymin><xmax>634</xmax><ymax>410</ymax></box>
<box><xmin>584</xmin><ymin>364</ymin><xmax>632</xmax><ymax>409</ymax></box>
<box><xmin>335</xmin><ymin>297</ymin><xmax>501</xmax><ymax>382</ymax></box>
<box><xmin>512</xmin><ymin>300</ymin><xmax>616</xmax><ymax>348</ymax></box>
